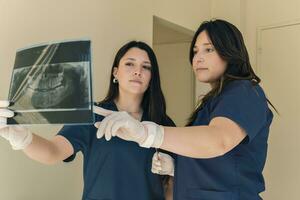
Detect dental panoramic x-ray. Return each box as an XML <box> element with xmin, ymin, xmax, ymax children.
<box><xmin>7</xmin><ymin>40</ymin><xmax>94</xmax><ymax>125</ymax></box>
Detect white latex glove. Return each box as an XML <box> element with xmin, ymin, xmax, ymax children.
<box><xmin>93</xmin><ymin>105</ymin><xmax>165</xmax><ymax>148</ymax></box>
<box><xmin>151</xmin><ymin>152</ymin><xmax>174</xmax><ymax>176</ymax></box>
<box><xmin>0</xmin><ymin>100</ymin><xmax>32</xmax><ymax>150</ymax></box>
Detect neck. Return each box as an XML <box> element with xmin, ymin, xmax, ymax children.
<box><xmin>114</xmin><ymin>90</ymin><xmax>143</xmax><ymax>114</ymax></box>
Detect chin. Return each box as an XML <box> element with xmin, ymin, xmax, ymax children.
<box><xmin>130</xmin><ymin>84</ymin><xmax>148</xmax><ymax>92</ymax></box>
<box><xmin>197</xmin><ymin>74</ymin><xmax>218</xmax><ymax>83</ymax></box>
<box><xmin>132</xmin><ymin>90</ymin><xmax>147</xmax><ymax>95</ymax></box>
<box><xmin>196</xmin><ymin>75</ymin><xmax>209</xmax><ymax>83</ymax></box>
<box><xmin>125</xmin><ymin>88</ymin><xmax>146</xmax><ymax>95</ymax></box>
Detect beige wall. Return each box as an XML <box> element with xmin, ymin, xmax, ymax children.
<box><xmin>0</xmin><ymin>0</ymin><xmax>153</xmax><ymax>101</ymax></box>
<box><xmin>154</xmin><ymin>42</ymin><xmax>194</xmax><ymax>126</ymax></box>
<box><xmin>244</xmin><ymin>1</ymin><xmax>300</xmax><ymax>199</ymax></box>
<box><xmin>0</xmin><ymin>0</ymin><xmax>210</xmax><ymax>199</ymax></box>
<box><xmin>244</xmin><ymin>0</ymin><xmax>300</xmax><ymax>71</ymax></box>
<box><xmin>153</xmin><ymin>0</ymin><xmax>213</xmax><ymax>103</ymax></box>
<box><xmin>211</xmin><ymin>0</ymin><xmax>300</xmax><ymax>199</ymax></box>
<box><xmin>211</xmin><ymin>0</ymin><xmax>245</xmax><ymax>32</ymax></box>
<box><xmin>3</xmin><ymin>0</ymin><xmax>298</xmax><ymax>199</ymax></box>
<box><xmin>0</xmin><ymin>0</ymin><xmax>153</xmax><ymax>199</ymax></box>
<box><xmin>153</xmin><ymin>0</ymin><xmax>211</xmax><ymax>31</ymax></box>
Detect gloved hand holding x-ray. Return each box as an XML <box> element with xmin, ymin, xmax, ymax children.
<box><xmin>0</xmin><ymin>100</ymin><xmax>32</xmax><ymax>150</ymax></box>
<box><xmin>93</xmin><ymin>105</ymin><xmax>165</xmax><ymax>148</ymax></box>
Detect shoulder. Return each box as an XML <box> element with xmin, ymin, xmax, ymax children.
<box><xmin>207</xmin><ymin>80</ymin><xmax>270</xmax><ymax>117</ymax></box>
<box><xmin>219</xmin><ymin>80</ymin><xmax>267</xmax><ymax>101</ymax></box>
<box><xmin>94</xmin><ymin>100</ymin><xmax>117</xmax><ymax>111</ymax></box>
<box><xmin>223</xmin><ymin>80</ymin><xmax>253</xmax><ymax>93</ymax></box>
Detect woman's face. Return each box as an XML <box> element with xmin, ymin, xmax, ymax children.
<box><xmin>113</xmin><ymin>47</ymin><xmax>152</xmax><ymax>95</ymax></box>
<box><xmin>192</xmin><ymin>31</ymin><xmax>227</xmax><ymax>84</ymax></box>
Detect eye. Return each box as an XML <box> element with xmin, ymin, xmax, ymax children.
<box><xmin>125</xmin><ymin>62</ymin><xmax>134</xmax><ymax>67</ymax></box>
<box><xmin>143</xmin><ymin>65</ymin><xmax>152</xmax><ymax>71</ymax></box>
<box><xmin>205</xmin><ymin>47</ymin><xmax>215</xmax><ymax>53</ymax></box>
<box><xmin>193</xmin><ymin>48</ymin><xmax>198</xmax><ymax>55</ymax></box>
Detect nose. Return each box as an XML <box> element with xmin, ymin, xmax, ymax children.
<box><xmin>134</xmin><ymin>67</ymin><xmax>142</xmax><ymax>77</ymax></box>
<box><xmin>193</xmin><ymin>52</ymin><xmax>205</xmax><ymax>64</ymax></box>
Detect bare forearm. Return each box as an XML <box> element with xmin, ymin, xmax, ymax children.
<box><xmin>23</xmin><ymin>134</ymin><xmax>71</xmax><ymax>165</ymax></box>
<box><xmin>158</xmin><ymin>117</ymin><xmax>247</xmax><ymax>159</ymax></box>
<box><xmin>160</xmin><ymin>126</ymin><xmax>229</xmax><ymax>159</ymax></box>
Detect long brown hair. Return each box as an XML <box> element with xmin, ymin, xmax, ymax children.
<box><xmin>187</xmin><ymin>19</ymin><xmax>277</xmax><ymax>126</ymax></box>
<box><xmin>99</xmin><ymin>41</ymin><xmax>169</xmax><ymax>124</ymax></box>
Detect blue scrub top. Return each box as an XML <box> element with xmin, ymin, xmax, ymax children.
<box><xmin>173</xmin><ymin>80</ymin><xmax>273</xmax><ymax>200</ymax></box>
<box><xmin>58</xmin><ymin>101</ymin><xmax>175</xmax><ymax>200</ymax></box>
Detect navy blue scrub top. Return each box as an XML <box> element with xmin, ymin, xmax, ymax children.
<box><xmin>58</xmin><ymin>101</ymin><xmax>175</xmax><ymax>200</ymax></box>
<box><xmin>173</xmin><ymin>80</ymin><xmax>273</xmax><ymax>200</ymax></box>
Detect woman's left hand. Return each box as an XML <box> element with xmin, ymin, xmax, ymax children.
<box><xmin>151</xmin><ymin>152</ymin><xmax>174</xmax><ymax>176</ymax></box>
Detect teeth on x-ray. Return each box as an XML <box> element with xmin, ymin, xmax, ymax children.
<box><xmin>7</xmin><ymin>40</ymin><xmax>94</xmax><ymax>125</ymax></box>
<box><xmin>28</xmin><ymin>63</ymin><xmax>82</xmax><ymax>108</ymax></box>
<box><xmin>28</xmin><ymin>64</ymin><xmax>64</xmax><ymax>91</ymax></box>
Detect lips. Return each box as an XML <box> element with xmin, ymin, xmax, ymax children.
<box><xmin>129</xmin><ymin>80</ymin><xmax>143</xmax><ymax>84</ymax></box>
<box><xmin>194</xmin><ymin>64</ymin><xmax>208</xmax><ymax>71</ymax></box>
<box><xmin>196</xmin><ymin>68</ymin><xmax>208</xmax><ymax>71</ymax></box>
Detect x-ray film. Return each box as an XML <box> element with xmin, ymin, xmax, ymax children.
<box><xmin>7</xmin><ymin>39</ymin><xmax>94</xmax><ymax>125</ymax></box>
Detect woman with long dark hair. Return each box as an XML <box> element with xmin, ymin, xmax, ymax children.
<box><xmin>94</xmin><ymin>20</ymin><xmax>275</xmax><ymax>199</ymax></box>
<box><xmin>0</xmin><ymin>41</ymin><xmax>175</xmax><ymax>200</ymax></box>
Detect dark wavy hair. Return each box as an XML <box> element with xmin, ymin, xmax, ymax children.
<box><xmin>187</xmin><ymin>19</ymin><xmax>277</xmax><ymax>125</ymax></box>
<box><xmin>99</xmin><ymin>40</ymin><xmax>168</xmax><ymax>124</ymax></box>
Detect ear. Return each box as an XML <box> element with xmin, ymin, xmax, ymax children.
<box><xmin>113</xmin><ymin>67</ymin><xmax>118</xmax><ymax>78</ymax></box>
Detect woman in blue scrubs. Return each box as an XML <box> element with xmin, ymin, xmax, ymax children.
<box><xmin>0</xmin><ymin>41</ymin><xmax>175</xmax><ymax>200</ymax></box>
<box><xmin>94</xmin><ymin>20</ymin><xmax>275</xmax><ymax>200</ymax></box>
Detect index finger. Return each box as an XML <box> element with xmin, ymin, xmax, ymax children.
<box><xmin>93</xmin><ymin>105</ymin><xmax>115</xmax><ymax>117</ymax></box>
<box><xmin>153</xmin><ymin>152</ymin><xmax>159</xmax><ymax>161</ymax></box>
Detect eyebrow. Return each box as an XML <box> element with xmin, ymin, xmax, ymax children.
<box><xmin>125</xmin><ymin>58</ymin><xmax>136</xmax><ymax>61</ymax></box>
<box><xmin>125</xmin><ymin>58</ymin><xmax>151</xmax><ymax>64</ymax></box>
<box><xmin>194</xmin><ymin>42</ymin><xmax>212</xmax><ymax>48</ymax></box>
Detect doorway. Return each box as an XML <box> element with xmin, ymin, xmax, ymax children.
<box><xmin>153</xmin><ymin>16</ymin><xmax>195</xmax><ymax>126</ymax></box>
<box><xmin>257</xmin><ymin>21</ymin><xmax>300</xmax><ymax>199</ymax></box>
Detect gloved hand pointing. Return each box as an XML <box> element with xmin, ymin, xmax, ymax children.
<box><xmin>0</xmin><ymin>100</ymin><xmax>32</xmax><ymax>150</ymax></box>
<box><xmin>93</xmin><ymin>105</ymin><xmax>165</xmax><ymax>148</ymax></box>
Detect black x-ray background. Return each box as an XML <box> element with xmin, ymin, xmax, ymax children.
<box><xmin>7</xmin><ymin>40</ymin><xmax>94</xmax><ymax>125</ymax></box>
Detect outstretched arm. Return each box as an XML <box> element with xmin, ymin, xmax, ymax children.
<box><xmin>161</xmin><ymin>117</ymin><xmax>246</xmax><ymax>158</ymax></box>
<box><xmin>0</xmin><ymin>100</ymin><xmax>73</xmax><ymax>165</ymax></box>
<box><xmin>93</xmin><ymin>105</ymin><xmax>246</xmax><ymax>159</ymax></box>
<box><xmin>23</xmin><ymin>134</ymin><xmax>73</xmax><ymax>165</ymax></box>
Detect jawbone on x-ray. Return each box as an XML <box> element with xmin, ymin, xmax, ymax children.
<box><xmin>13</xmin><ymin>63</ymin><xmax>87</xmax><ymax>109</ymax></box>
<box><xmin>7</xmin><ymin>40</ymin><xmax>94</xmax><ymax>125</ymax></box>
<box><xmin>29</xmin><ymin>63</ymin><xmax>69</xmax><ymax>108</ymax></box>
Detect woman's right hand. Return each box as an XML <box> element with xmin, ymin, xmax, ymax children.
<box><xmin>0</xmin><ymin>100</ymin><xmax>32</xmax><ymax>150</ymax></box>
<box><xmin>151</xmin><ymin>152</ymin><xmax>175</xmax><ymax>176</ymax></box>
